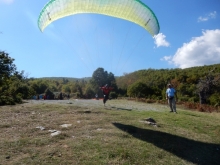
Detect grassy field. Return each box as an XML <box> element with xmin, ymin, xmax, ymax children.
<box><xmin>0</xmin><ymin>99</ymin><xmax>219</xmax><ymax>165</ymax></box>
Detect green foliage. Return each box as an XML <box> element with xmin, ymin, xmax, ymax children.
<box><xmin>13</xmin><ymin>93</ymin><xmax>23</xmax><ymax>103</ymax></box>
<box><xmin>7</xmin><ymin>75</ymin><xmax>35</xmax><ymax>99</ymax></box>
<box><xmin>0</xmin><ymin>96</ymin><xmax>15</xmax><ymax>105</ymax></box>
<box><xmin>127</xmin><ymin>82</ymin><xmax>153</xmax><ymax>98</ymax></box>
<box><xmin>208</xmin><ymin>93</ymin><xmax>220</xmax><ymax>106</ymax></box>
<box><xmin>29</xmin><ymin>80</ymin><xmax>49</xmax><ymax>94</ymax></box>
<box><xmin>0</xmin><ymin>51</ymin><xmax>35</xmax><ymax>105</ymax></box>
<box><xmin>84</xmin><ymin>85</ymin><xmax>95</xmax><ymax>99</ymax></box>
<box><xmin>62</xmin><ymin>84</ymin><xmax>71</xmax><ymax>93</ymax></box>
<box><xmin>90</xmin><ymin>67</ymin><xmax>118</xmax><ymax>97</ymax></box>
<box><xmin>117</xmin><ymin>64</ymin><xmax>220</xmax><ymax>105</ymax></box>
<box><xmin>0</xmin><ymin>51</ymin><xmax>16</xmax><ymax>83</ymax></box>
<box><xmin>91</xmin><ymin>68</ymin><xmax>117</xmax><ymax>87</ymax></box>
<box><xmin>196</xmin><ymin>69</ymin><xmax>220</xmax><ymax>104</ymax></box>
<box><xmin>109</xmin><ymin>92</ymin><xmax>118</xmax><ymax>99</ymax></box>
<box><xmin>90</xmin><ymin>68</ymin><xmax>108</xmax><ymax>87</ymax></box>
<box><xmin>117</xmin><ymin>87</ymin><xmax>127</xmax><ymax>97</ymax></box>
<box><xmin>44</xmin><ymin>88</ymin><xmax>54</xmax><ymax>100</ymax></box>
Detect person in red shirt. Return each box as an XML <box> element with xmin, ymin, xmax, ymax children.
<box><xmin>99</xmin><ymin>84</ymin><xmax>114</xmax><ymax>106</ymax></box>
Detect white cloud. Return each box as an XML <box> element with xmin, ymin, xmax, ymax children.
<box><xmin>198</xmin><ymin>11</ymin><xmax>217</xmax><ymax>22</ymax></box>
<box><xmin>153</xmin><ymin>33</ymin><xmax>170</xmax><ymax>47</ymax></box>
<box><xmin>0</xmin><ymin>0</ymin><xmax>14</xmax><ymax>4</ymax></box>
<box><xmin>160</xmin><ymin>56</ymin><xmax>172</xmax><ymax>62</ymax></box>
<box><xmin>164</xmin><ymin>29</ymin><xmax>220</xmax><ymax>68</ymax></box>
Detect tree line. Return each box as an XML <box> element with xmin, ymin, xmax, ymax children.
<box><xmin>0</xmin><ymin>51</ymin><xmax>118</xmax><ymax>105</ymax></box>
<box><xmin>1</xmin><ymin>50</ymin><xmax>220</xmax><ymax>106</ymax></box>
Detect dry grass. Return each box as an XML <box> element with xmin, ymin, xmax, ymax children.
<box><xmin>0</xmin><ymin>99</ymin><xmax>220</xmax><ymax>165</ymax></box>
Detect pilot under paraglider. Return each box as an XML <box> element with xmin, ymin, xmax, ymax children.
<box><xmin>99</xmin><ymin>84</ymin><xmax>114</xmax><ymax>106</ymax></box>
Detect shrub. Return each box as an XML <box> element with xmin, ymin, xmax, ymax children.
<box><xmin>208</xmin><ymin>93</ymin><xmax>220</xmax><ymax>106</ymax></box>
<box><xmin>178</xmin><ymin>96</ymin><xmax>190</xmax><ymax>102</ymax></box>
<box><xmin>0</xmin><ymin>96</ymin><xmax>15</xmax><ymax>105</ymax></box>
<box><xmin>110</xmin><ymin>92</ymin><xmax>118</xmax><ymax>99</ymax></box>
<box><xmin>14</xmin><ymin>93</ymin><xmax>23</xmax><ymax>103</ymax></box>
<box><xmin>44</xmin><ymin>88</ymin><xmax>54</xmax><ymax>100</ymax></box>
<box><xmin>188</xmin><ymin>96</ymin><xmax>199</xmax><ymax>102</ymax></box>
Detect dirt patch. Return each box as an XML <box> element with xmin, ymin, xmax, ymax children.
<box><xmin>23</xmin><ymin>99</ymin><xmax>169</xmax><ymax>112</ymax></box>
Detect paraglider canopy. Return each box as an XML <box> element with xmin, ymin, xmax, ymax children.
<box><xmin>38</xmin><ymin>0</ymin><xmax>160</xmax><ymax>36</ymax></box>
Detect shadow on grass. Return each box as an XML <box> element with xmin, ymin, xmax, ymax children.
<box><xmin>113</xmin><ymin>123</ymin><xmax>220</xmax><ymax>165</ymax></box>
<box><xmin>110</xmin><ymin>106</ymin><xmax>132</xmax><ymax>111</ymax></box>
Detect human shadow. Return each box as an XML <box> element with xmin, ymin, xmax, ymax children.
<box><xmin>113</xmin><ymin>123</ymin><xmax>220</xmax><ymax>165</ymax></box>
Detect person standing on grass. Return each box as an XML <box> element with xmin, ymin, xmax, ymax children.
<box><xmin>95</xmin><ymin>94</ymin><xmax>99</xmax><ymax>100</ymax></box>
<box><xmin>166</xmin><ymin>84</ymin><xmax>177</xmax><ymax>113</ymax></box>
<box><xmin>99</xmin><ymin>84</ymin><xmax>114</xmax><ymax>106</ymax></box>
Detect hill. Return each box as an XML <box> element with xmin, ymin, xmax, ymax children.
<box><xmin>116</xmin><ymin>63</ymin><xmax>220</xmax><ymax>89</ymax></box>
<box><xmin>39</xmin><ymin>77</ymin><xmax>92</xmax><ymax>81</ymax></box>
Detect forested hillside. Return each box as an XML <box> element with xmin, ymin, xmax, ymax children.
<box><xmin>116</xmin><ymin>64</ymin><xmax>220</xmax><ymax>105</ymax></box>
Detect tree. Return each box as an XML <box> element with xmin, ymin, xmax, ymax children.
<box><xmin>84</xmin><ymin>85</ymin><xmax>95</xmax><ymax>99</ymax></box>
<box><xmin>90</xmin><ymin>67</ymin><xmax>118</xmax><ymax>96</ymax></box>
<box><xmin>127</xmin><ymin>82</ymin><xmax>153</xmax><ymax>98</ymax></box>
<box><xmin>0</xmin><ymin>51</ymin><xmax>16</xmax><ymax>84</ymax></box>
<box><xmin>90</xmin><ymin>68</ymin><xmax>108</xmax><ymax>87</ymax></box>
<box><xmin>7</xmin><ymin>73</ymin><xmax>35</xmax><ymax>100</ymax></box>
<box><xmin>29</xmin><ymin>80</ymin><xmax>48</xmax><ymax>94</ymax></box>
<box><xmin>196</xmin><ymin>69</ymin><xmax>220</xmax><ymax>104</ymax></box>
<box><xmin>0</xmin><ymin>51</ymin><xmax>34</xmax><ymax>105</ymax></box>
<box><xmin>62</xmin><ymin>84</ymin><xmax>71</xmax><ymax>93</ymax></box>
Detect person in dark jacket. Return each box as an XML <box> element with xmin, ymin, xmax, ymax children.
<box><xmin>100</xmin><ymin>84</ymin><xmax>114</xmax><ymax>106</ymax></box>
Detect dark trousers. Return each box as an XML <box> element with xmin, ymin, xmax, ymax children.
<box><xmin>168</xmin><ymin>97</ymin><xmax>176</xmax><ymax>112</ymax></box>
<box><xmin>103</xmin><ymin>94</ymin><xmax>109</xmax><ymax>104</ymax></box>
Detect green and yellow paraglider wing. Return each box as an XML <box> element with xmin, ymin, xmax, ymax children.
<box><xmin>38</xmin><ymin>0</ymin><xmax>160</xmax><ymax>36</ymax></box>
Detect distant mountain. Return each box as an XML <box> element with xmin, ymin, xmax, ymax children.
<box><xmin>38</xmin><ymin>77</ymin><xmax>91</xmax><ymax>81</ymax></box>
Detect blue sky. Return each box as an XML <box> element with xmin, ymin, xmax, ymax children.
<box><xmin>0</xmin><ymin>0</ymin><xmax>220</xmax><ymax>78</ymax></box>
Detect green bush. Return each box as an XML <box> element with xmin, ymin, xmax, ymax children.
<box><xmin>178</xmin><ymin>96</ymin><xmax>190</xmax><ymax>102</ymax></box>
<box><xmin>14</xmin><ymin>93</ymin><xmax>23</xmax><ymax>103</ymax></box>
<box><xmin>0</xmin><ymin>96</ymin><xmax>15</xmax><ymax>105</ymax></box>
<box><xmin>208</xmin><ymin>93</ymin><xmax>220</xmax><ymax>106</ymax></box>
<box><xmin>188</xmin><ymin>96</ymin><xmax>199</xmax><ymax>102</ymax></box>
<box><xmin>110</xmin><ymin>92</ymin><xmax>118</xmax><ymax>99</ymax></box>
<box><xmin>44</xmin><ymin>88</ymin><xmax>55</xmax><ymax>100</ymax></box>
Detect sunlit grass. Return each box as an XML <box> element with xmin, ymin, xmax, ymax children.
<box><xmin>0</xmin><ymin>99</ymin><xmax>219</xmax><ymax>164</ymax></box>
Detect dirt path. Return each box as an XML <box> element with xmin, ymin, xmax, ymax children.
<box><xmin>23</xmin><ymin>99</ymin><xmax>170</xmax><ymax>112</ymax></box>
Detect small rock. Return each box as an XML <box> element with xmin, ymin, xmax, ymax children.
<box><xmin>60</xmin><ymin>124</ymin><xmax>72</xmax><ymax>128</ymax></box>
<box><xmin>50</xmin><ymin>131</ymin><xmax>61</xmax><ymax>136</ymax></box>
<box><xmin>48</xmin><ymin>130</ymin><xmax>57</xmax><ymax>133</ymax></box>
<box><xmin>36</xmin><ymin>126</ymin><xmax>45</xmax><ymax>130</ymax></box>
